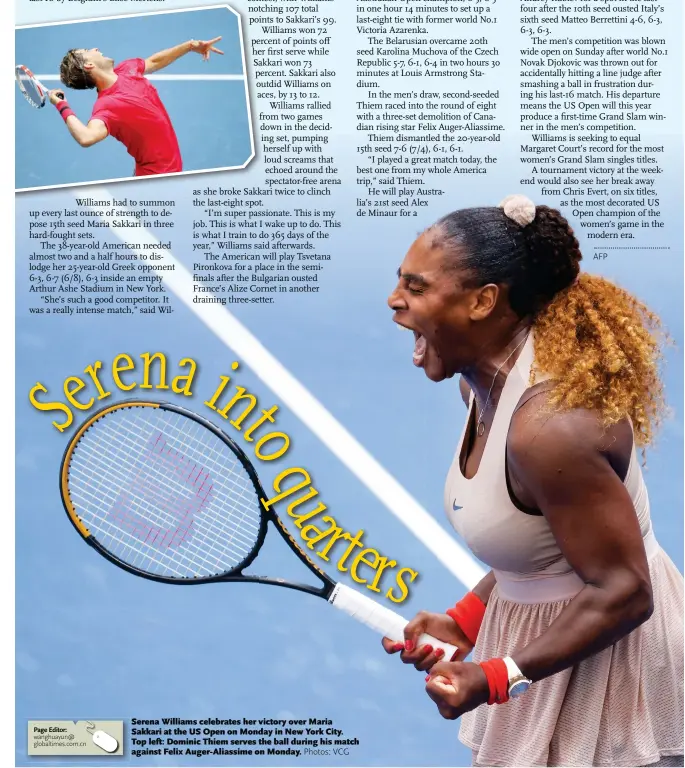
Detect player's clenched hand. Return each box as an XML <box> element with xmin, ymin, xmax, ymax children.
<box><xmin>425</xmin><ymin>661</ymin><xmax>489</xmax><ymax>720</ymax></box>
<box><xmin>190</xmin><ymin>37</ymin><xmax>224</xmax><ymax>61</ymax></box>
<box><xmin>381</xmin><ymin>611</ymin><xmax>474</xmax><ymax>671</ymax></box>
<box><xmin>49</xmin><ymin>89</ymin><xmax>66</xmax><ymax>105</ymax></box>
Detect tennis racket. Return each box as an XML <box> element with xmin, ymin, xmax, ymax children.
<box><xmin>60</xmin><ymin>400</ymin><xmax>459</xmax><ymax>658</ymax></box>
<box><xmin>16</xmin><ymin>65</ymin><xmax>53</xmax><ymax>109</ymax></box>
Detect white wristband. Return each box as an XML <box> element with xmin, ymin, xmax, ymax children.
<box><xmin>503</xmin><ymin>656</ymin><xmax>522</xmax><ymax>679</ymax></box>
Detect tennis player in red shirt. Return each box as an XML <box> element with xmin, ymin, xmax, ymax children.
<box><xmin>48</xmin><ymin>38</ymin><xmax>223</xmax><ymax>176</ymax></box>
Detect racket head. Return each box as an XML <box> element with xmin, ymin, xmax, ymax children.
<box><xmin>60</xmin><ymin>401</ymin><xmax>269</xmax><ymax>584</ymax></box>
<box><xmin>16</xmin><ymin>65</ymin><xmax>48</xmax><ymax>108</ymax></box>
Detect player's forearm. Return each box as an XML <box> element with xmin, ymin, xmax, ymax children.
<box><xmin>53</xmin><ymin>98</ymin><xmax>107</xmax><ymax>147</ymax></box>
<box><xmin>512</xmin><ymin>574</ymin><xmax>652</xmax><ymax>683</ymax></box>
<box><xmin>146</xmin><ymin>41</ymin><xmax>194</xmax><ymax>72</ymax></box>
<box><xmin>63</xmin><ymin>115</ymin><xmax>97</xmax><ymax>147</ymax></box>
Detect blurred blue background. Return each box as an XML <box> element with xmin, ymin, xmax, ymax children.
<box><xmin>16</xmin><ymin>8</ymin><xmax>253</xmax><ymax>189</ymax></box>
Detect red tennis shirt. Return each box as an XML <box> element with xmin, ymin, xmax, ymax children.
<box><xmin>91</xmin><ymin>58</ymin><xmax>182</xmax><ymax>176</ymax></box>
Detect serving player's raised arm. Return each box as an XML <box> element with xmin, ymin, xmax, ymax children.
<box><xmin>144</xmin><ymin>37</ymin><xmax>223</xmax><ymax>73</ymax></box>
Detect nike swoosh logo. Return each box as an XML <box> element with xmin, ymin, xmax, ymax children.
<box><xmin>453</xmin><ymin>501</ymin><xmax>463</xmax><ymax>511</ymax></box>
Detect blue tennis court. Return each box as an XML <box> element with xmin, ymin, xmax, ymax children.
<box><xmin>15</xmin><ymin>7</ymin><xmax>253</xmax><ymax>189</ymax></box>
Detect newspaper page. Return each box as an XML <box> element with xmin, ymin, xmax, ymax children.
<box><xmin>14</xmin><ymin>1</ymin><xmax>683</xmax><ymax>766</ymax></box>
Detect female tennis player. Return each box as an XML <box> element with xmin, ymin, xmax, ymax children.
<box><xmin>384</xmin><ymin>196</ymin><xmax>684</xmax><ymax>767</ymax></box>
<box><xmin>47</xmin><ymin>38</ymin><xmax>223</xmax><ymax>176</ymax></box>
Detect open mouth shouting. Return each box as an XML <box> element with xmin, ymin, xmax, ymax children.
<box><xmin>388</xmin><ymin>232</ymin><xmax>472</xmax><ymax>382</ymax></box>
<box><xmin>412</xmin><ymin>331</ymin><xmax>427</xmax><ymax>368</ymax></box>
<box><xmin>394</xmin><ymin>319</ymin><xmax>451</xmax><ymax>381</ymax></box>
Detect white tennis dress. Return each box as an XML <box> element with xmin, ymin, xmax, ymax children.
<box><xmin>443</xmin><ymin>335</ymin><xmax>684</xmax><ymax>767</ymax></box>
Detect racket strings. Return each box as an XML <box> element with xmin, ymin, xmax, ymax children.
<box><xmin>16</xmin><ymin>66</ymin><xmax>46</xmax><ymax>108</ymax></box>
<box><xmin>72</xmin><ymin>416</ymin><xmax>257</xmax><ymax>577</ymax></box>
<box><xmin>81</xmin><ymin>417</ymin><xmax>261</xmax><ymax>552</ymax></box>
<box><xmin>81</xmin><ymin>413</ymin><xmax>258</xmax><ymax>574</ymax></box>
<box><xmin>66</xmin><ymin>407</ymin><xmax>263</xmax><ymax>579</ymax></box>
<box><xmin>83</xmin><ymin>413</ymin><xmax>258</xmax><ymax>535</ymax></box>
<box><xmin>69</xmin><ymin>454</ymin><xmax>256</xmax><ymax>575</ymax></box>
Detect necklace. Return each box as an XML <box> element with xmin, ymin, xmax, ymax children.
<box><xmin>475</xmin><ymin>332</ymin><xmax>530</xmax><ymax>437</ymax></box>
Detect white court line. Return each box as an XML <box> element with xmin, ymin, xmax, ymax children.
<box><xmin>80</xmin><ymin>191</ymin><xmax>487</xmax><ymax>590</ymax></box>
<box><xmin>36</xmin><ymin>74</ymin><xmax>245</xmax><ymax>81</ymax></box>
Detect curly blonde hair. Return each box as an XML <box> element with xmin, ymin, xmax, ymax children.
<box><xmin>532</xmin><ymin>272</ymin><xmax>666</xmax><ymax>447</ymax></box>
<box><xmin>431</xmin><ymin>204</ymin><xmax>667</xmax><ymax>447</ymax></box>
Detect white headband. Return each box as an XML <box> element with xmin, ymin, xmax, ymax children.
<box><xmin>498</xmin><ymin>194</ymin><xmax>536</xmax><ymax>227</ymax></box>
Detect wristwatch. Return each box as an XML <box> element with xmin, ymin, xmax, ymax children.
<box><xmin>503</xmin><ymin>656</ymin><xmax>532</xmax><ymax>698</ymax></box>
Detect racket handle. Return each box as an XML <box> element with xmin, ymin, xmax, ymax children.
<box><xmin>328</xmin><ymin>583</ymin><xmax>459</xmax><ymax>661</ymax></box>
